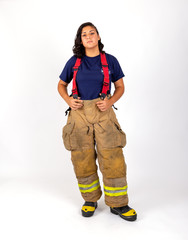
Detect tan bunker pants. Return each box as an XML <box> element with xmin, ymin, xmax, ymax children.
<box><xmin>62</xmin><ymin>98</ymin><xmax>128</xmax><ymax>207</ymax></box>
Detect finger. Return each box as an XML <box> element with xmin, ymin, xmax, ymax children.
<box><xmin>96</xmin><ymin>102</ymin><xmax>103</xmax><ymax>105</ymax></box>
<box><xmin>97</xmin><ymin>106</ymin><xmax>104</xmax><ymax>111</ymax></box>
<box><xmin>77</xmin><ymin>105</ymin><xmax>83</xmax><ymax>109</ymax></box>
<box><xmin>72</xmin><ymin>100</ymin><xmax>83</xmax><ymax>105</ymax></box>
<box><xmin>76</xmin><ymin>102</ymin><xmax>84</xmax><ymax>106</ymax></box>
<box><xmin>72</xmin><ymin>105</ymin><xmax>82</xmax><ymax>109</ymax></box>
<box><xmin>75</xmin><ymin>100</ymin><xmax>83</xmax><ymax>104</ymax></box>
<box><xmin>74</xmin><ymin>103</ymin><xmax>83</xmax><ymax>108</ymax></box>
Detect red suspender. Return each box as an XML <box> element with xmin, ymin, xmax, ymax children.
<box><xmin>72</xmin><ymin>52</ymin><xmax>109</xmax><ymax>99</ymax></box>
<box><xmin>100</xmin><ymin>52</ymin><xmax>110</xmax><ymax>99</ymax></box>
<box><xmin>72</xmin><ymin>58</ymin><xmax>81</xmax><ymax>99</ymax></box>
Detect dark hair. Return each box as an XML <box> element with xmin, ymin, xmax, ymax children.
<box><xmin>72</xmin><ymin>22</ymin><xmax>105</xmax><ymax>58</ymax></box>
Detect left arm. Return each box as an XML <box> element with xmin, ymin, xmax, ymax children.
<box><xmin>96</xmin><ymin>78</ymin><xmax>124</xmax><ymax>111</ymax></box>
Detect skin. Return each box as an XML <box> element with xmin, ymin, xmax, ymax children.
<box><xmin>57</xmin><ymin>25</ymin><xmax>124</xmax><ymax>111</ymax></box>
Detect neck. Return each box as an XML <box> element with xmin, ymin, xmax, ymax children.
<box><xmin>85</xmin><ymin>48</ymin><xmax>100</xmax><ymax>57</ymax></box>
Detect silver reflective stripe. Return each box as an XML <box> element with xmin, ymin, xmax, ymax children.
<box><xmin>78</xmin><ymin>179</ymin><xmax>100</xmax><ymax>193</ymax></box>
<box><xmin>104</xmin><ymin>187</ymin><xmax>127</xmax><ymax>194</ymax></box>
<box><xmin>79</xmin><ymin>182</ymin><xmax>99</xmax><ymax>191</ymax></box>
<box><xmin>103</xmin><ymin>185</ymin><xmax>128</xmax><ymax>196</ymax></box>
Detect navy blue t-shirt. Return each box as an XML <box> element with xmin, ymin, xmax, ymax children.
<box><xmin>59</xmin><ymin>52</ymin><xmax>125</xmax><ymax>100</ymax></box>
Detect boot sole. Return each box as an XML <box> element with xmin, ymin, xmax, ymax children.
<box><xmin>110</xmin><ymin>207</ymin><xmax>137</xmax><ymax>221</ymax></box>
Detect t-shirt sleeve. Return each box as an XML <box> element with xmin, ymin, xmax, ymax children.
<box><xmin>59</xmin><ymin>56</ymin><xmax>77</xmax><ymax>83</ymax></box>
<box><xmin>111</xmin><ymin>56</ymin><xmax>125</xmax><ymax>82</ymax></box>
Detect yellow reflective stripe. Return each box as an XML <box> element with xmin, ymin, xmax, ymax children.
<box><xmin>103</xmin><ymin>184</ymin><xmax>128</xmax><ymax>191</ymax></box>
<box><xmin>78</xmin><ymin>179</ymin><xmax>99</xmax><ymax>188</ymax></box>
<box><xmin>104</xmin><ymin>191</ymin><xmax>127</xmax><ymax>197</ymax></box>
<box><xmin>80</xmin><ymin>185</ymin><xmax>100</xmax><ymax>193</ymax></box>
<box><xmin>103</xmin><ymin>184</ymin><xmax>128</xmax><ymax>197</ymax></box>
<box><xmin>78</xmin><ymin>179</ymin><xmax>100</xmax><ymax>193</ymax></box>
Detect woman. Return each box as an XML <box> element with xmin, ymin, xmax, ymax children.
<box><xmin>57</xmin><ymin>22</ymin><xmax>137</xmax><ymax>221</ymax></box>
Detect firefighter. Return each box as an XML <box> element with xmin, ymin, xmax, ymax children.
<box><xmin>57</xmin><ymin>22</ymin><xmax>137</xmax><ymax>221</ymax></box>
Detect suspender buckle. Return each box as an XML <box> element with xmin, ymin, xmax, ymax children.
<box><xmin>73</xmin><ymin>67</ymin><xmax>79</xmax><ymax>71</ymax></box>
<box><xmin>103</xmin><ymin>81</ymin><xmax>109</xmax><ymax>86</ymax></box>
<box><xmin>72</xmin><ymin>89</ymin><xmax>79</xmax><ymax>99</ymax></box>
<box><xmin>72</xmin><ymin>88</ymin><xmax>77</xmax><ymax>94</ymax></box>
<box><xmin>73</xmin><ymin>94</ymin><xmax>78</xmax><ymax>99</ymax></box>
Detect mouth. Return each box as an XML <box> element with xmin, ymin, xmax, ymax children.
<box><xmin>87</xmin><ymin>41</ymin><xmax>93</xmax><ymax>43</ymax></box>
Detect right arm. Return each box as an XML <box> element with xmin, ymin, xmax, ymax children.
<box><xmin>57</xmin><ymin>79</ymin><xmax>83</xmax><ymax>110</ymax></box>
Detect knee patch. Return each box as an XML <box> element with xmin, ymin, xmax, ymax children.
<box><xmin>71</xmin><ymin>149</ymin><xmax>97</xmax><ymax>178</ymax></box>
<box><xmin>97</xmin><ymin>148</ymin><xmax>126</xmax><ymax>179</ymax></box>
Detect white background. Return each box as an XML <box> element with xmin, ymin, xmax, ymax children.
<box><xmin>0</xmin><ymin>0</ymin><xmax>188</xmax><ymax>239</ymax></box>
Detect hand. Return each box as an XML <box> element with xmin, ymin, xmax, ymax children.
<box><xmin>96</xmin><ymin>96</ymin><xmax>112</xmax><ymax>111</ymax></box>
<box><xmin>68</xmin><ymin>96</ymin><xmax>84</xmax><ymax>110</ymax></box>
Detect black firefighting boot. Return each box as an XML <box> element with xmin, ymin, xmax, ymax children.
<box><xmin>81</xmin><ymin>201</ymin><xmax>98</xmax><ymax>217</ymax></box>
<box><xmin>110</xmin><ymin>205</ymin><xmax>137</xmax><ymax>221</ymax></box>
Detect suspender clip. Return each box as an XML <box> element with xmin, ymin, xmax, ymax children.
<box><xmin>73</xmin><ymin>94</ymin><xmax>78</xmax><ymax>99</ymax></box>
<box><xmin>100</xmin><ymin>93</ymin><xmax>106</xmax><ymax>100</ymax></box>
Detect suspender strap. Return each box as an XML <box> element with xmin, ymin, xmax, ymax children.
<box><xmin>72</xmin><ymin>58</ymin><xmax>81</xmax><ymax>99</ymax></box>
<box><xmin>71</xmin><ymin>53</ymin><xmax>110</xmax><ymax>100</ymax></box>
<box><xmin>100</xmin><ymin>52</ymin><xmax>110</xmax><ymax>99</ymax></box>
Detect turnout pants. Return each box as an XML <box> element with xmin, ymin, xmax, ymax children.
<box><xmin>62</xmin><ymin>98</ymin><xmax>129</xmax><ymax>207</ymax></box>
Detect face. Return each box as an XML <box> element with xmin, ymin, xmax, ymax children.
<box><xmin>81</xmin><ymin>26</ymin><xmax>100</xmax><ymax>50</ymax></box>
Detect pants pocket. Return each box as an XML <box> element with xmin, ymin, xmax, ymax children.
<box><xmin>95</xmin><ymin>120</ymin><xmax>126</xmax><ymax>149</ymax></box>
<box><xmin>63</xmin><ymin>122</ymin><xmax>94</xmax><ymax>151</ymax></box>
<box><xmin>62</xmin><ymin>122</ymin><xmax>75</xmax><ymax>151</ymax></box>
<box><xmin>112</xmin><ymin>120</ymin><xmax>126</xmax><ymax>148</ymax></box>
